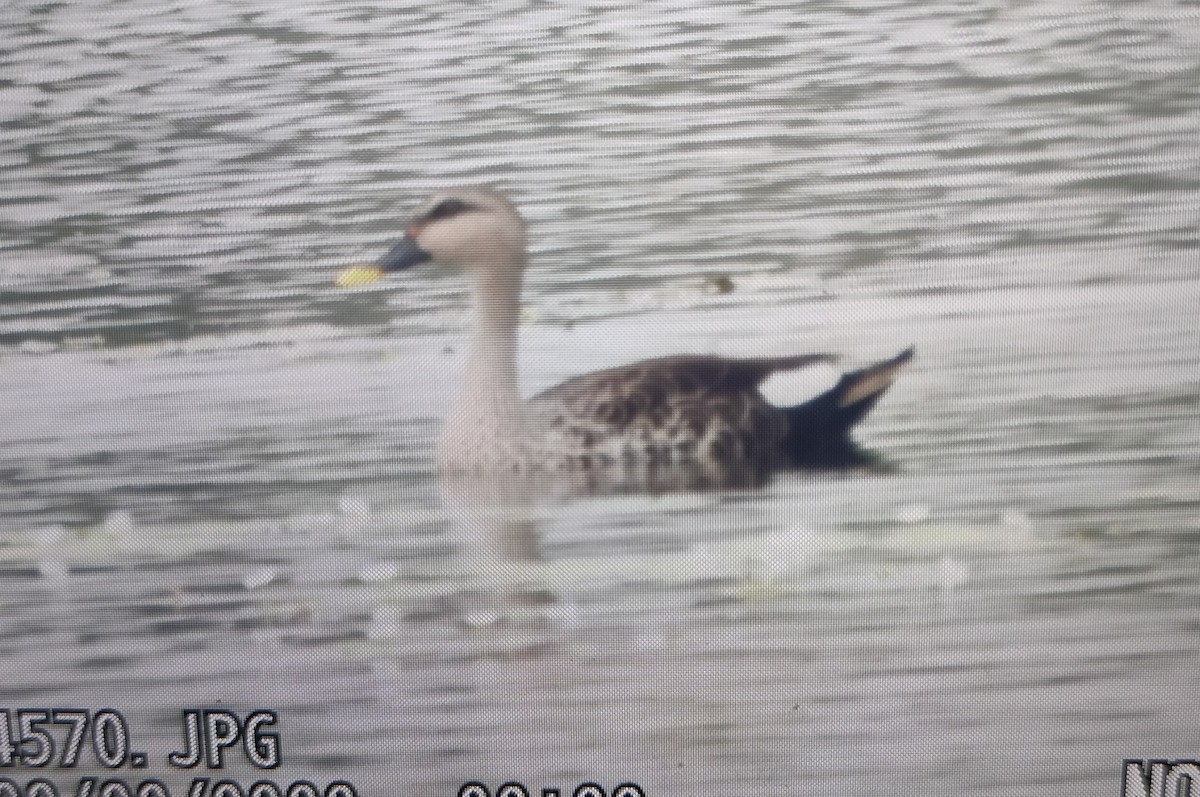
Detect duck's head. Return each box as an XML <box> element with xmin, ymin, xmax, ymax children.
<box><xmin>338</xmin><ymin>187</ymin><xmax>527</xmax><ymax>287</ymax></box>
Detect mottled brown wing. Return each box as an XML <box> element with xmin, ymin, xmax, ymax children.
<box><xmin>530</xmin><ymin>353</ymin><xmax>835</xmax><ymax>472</ymax></box>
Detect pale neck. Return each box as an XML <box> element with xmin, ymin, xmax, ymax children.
<box><xmin>461</xmin><ymin>260</ymin><xmax>523</xmax><ymax>401</ymax></box>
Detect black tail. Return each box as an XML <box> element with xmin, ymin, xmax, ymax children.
<box><xmin>780</xmin><ymin>346</ymin><xmax>914</xmax><ymax>468</ymax></box>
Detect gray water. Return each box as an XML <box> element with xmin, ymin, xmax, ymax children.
<box><xmin>2</xmin><ymin>0</ymin><xmax>1199</xmax><ymax>794</ymax></box>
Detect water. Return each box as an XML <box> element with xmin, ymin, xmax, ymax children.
<box><xmin>2</xmin><ymin>0</ymin><xmax>1199</xmax><ymax>794</ymax></box>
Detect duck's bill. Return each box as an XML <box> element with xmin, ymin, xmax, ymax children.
<box><xmin>377</xmin><ymin>235</ymin><xmax>432</xmax><ymax>271</ymax></box>
<box><xmin>335</xmin><ymin>265</ymin><xmax>385</xmax><ymax>287</ymax></box>
<box><xmin>336</xmin><ymin>236</ymin><xmax>432</xmax><ymax>287</ymax></box>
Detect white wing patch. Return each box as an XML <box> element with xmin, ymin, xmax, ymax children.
<box><xmin>759</xmin><ymin>361</ymin><xmax>838</xmax><ymax>406</ymax></box>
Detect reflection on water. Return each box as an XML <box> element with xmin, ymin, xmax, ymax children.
<box><xmin>2</xmin><ymin>485</ymin><xmax>1194</xmax><ymax>795</ymax></box>
<box><xmin>2</xmin><ymin>0</ymin><xmax>1200</xmax><ymax>793</ymax></box>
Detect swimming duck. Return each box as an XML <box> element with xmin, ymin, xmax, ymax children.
<box><xmin>339</xmin><ymin>187</ymin><xmax>913</xmax><ymax>491</ymax></box>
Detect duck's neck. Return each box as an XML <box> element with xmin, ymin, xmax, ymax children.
<box><xmin>440</xmin><ymin>260</ymin><xmax>525</xmax><ymax>471</ymax></box>
<box><xmin>462</xmin><ymin>263</ymin><xmax>522</xmax><ymax>401</ymax></box>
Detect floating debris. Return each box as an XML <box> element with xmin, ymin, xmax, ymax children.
<box><xmin>38</xmin><ymin>559</ymin><xmax>70</xmax><ymax>582</ymax></box>
<box><xmin>103</xmin><ymin>510</ymin><xmax>137</xmax><ymax>538</ymax></box>
<box><xmin>894</xmin><ymin>502</ymin><xmax>931</xmax><ymax>524</ymax></box>
<box><xmin>18</xmin><ymin>340</ymin><xmax>59</xmax><ymax>355</ymax></box>
<box><xmin>701</xmin><ymin>274</ymin><xmax>735</xmax><ymax>295</ymax></box>
<box><xmin>241</xmin><ymin>566</ymin><xmax>281</xmax><ymax>590</ymax></box>
<box><xmin>33</xmin><ymin>524</ymin><xmax>69</xmax><ymax>546</ymax></box>
<box><xmin>338</xmin><ymin>490</ymin><xmax>371</xmax><ymax>519</ymax></box>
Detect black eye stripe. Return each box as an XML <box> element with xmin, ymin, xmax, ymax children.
<box><xmin>422</xmin><ymin>198</ymin><xmax>474</xmax><ymax>222</ymax></box>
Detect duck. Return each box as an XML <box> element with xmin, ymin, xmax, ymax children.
<box><xmin>338</xmin><ymin>187</ymin><xmax>913</xmax><ymax>492</ymax></box>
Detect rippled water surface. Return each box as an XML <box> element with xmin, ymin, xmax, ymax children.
<box><xmin>2</xmin><ymin>0</ymin><xmax>1199</xmax><ymax>794</ymax></box>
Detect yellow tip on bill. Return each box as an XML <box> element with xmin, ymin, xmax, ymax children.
<box><xmin>336</xmin><ymin>265</ymin><xmax>385</xmax><ymax>288</ymax></box>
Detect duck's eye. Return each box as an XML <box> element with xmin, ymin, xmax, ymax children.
<box><xmin>423</xmin><ymin>198</ymin><xmax>473</xmax><ymax>222</ymax></box>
